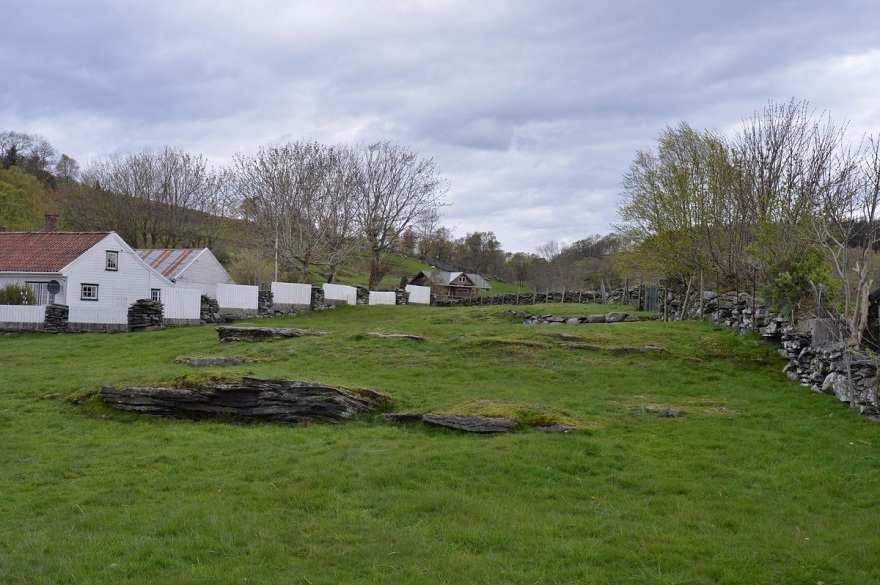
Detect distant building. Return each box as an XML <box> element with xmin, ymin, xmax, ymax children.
<box><xmin>409</xmin><ymin>269</ymin><xmax>491</xmax><ymax>298</ymax></box>
<box><xmin>136</xmin><ymin>248</ymin><xmax>234</xmax><ymax>298</ymax></box>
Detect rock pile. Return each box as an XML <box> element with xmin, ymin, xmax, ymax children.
<box><xmin>44</xmin><ymin>304</ymin><xmax>68</xmax><ymax>332</ymax></box>
<box><xmin>200</xmin><ymin>296</ymin><xmax>222</xmax><ymax>323</ymax></box>
<box><xmin>310</xmin><ymin>287</ymin><xmax>329</xmax><ymax>311</ymax></box>
<box><xmin>395</xmin><ymin>288</ymin><xmax>410</xmax><ymax>305</ymax></box>
<box><xmin>128</xmin><ymin>299</ymin><xmax>163</xmax><ymax>330</ymax></box>
<box><xmin>257</xmin><ymin>290</ymin><xmax>273</xmax><ymax>315</ymax></box>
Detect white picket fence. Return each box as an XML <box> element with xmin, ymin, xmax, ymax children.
<box><xmin>323</xmin><ymin>283</ymin><xmax>357</xmax><ymax>305</ymax></box>
<box><xmin>368</xmin><ymin>291</ymin><xmax>396</xmax><ymax>305</ymax></box>
<box><xmin>0</xmin><ymin>304</ymin><xmax>46</xmax><ymax>323</ymax></box>
<box><xmin>160</xmin><ymin>287</ymin><xmax>201</xmax><ymax>320</ymax></box>
<box><xmin>271</xmin><ymin>282</ymin><xmax>312</xmax><ymax>305</ymax></box>
<box><xmin>405</xmin><ymin>284</ymin><xmax>431</xmax><ymax>305</ymax></box>
<box><xmin>217</xmin><ymin>283</ymin><xmax>259</xmax><ymax>310</ymax></box>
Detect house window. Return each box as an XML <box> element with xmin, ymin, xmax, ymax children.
<box><xmin>26</xmin><ymin>281</ymin><xmax>49</xmax><ymax>304</ymax></box>
<box><xmin>150</xmin><ymin>288</ymin><xmax>161</xmax><ymax>302</ymax></box>
<box><xmin>105</xmin><ymin>250</ymin><xmax>119</xmax><ymax>271</ymax></box>
<box><xmin>80</xmin><ymin>283</ymin><xmax>99</xmax><ymax>301</ymax></box>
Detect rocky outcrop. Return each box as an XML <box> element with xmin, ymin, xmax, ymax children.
<box><xmin>217</xmin><ymin>326</ymin><xmax>325</xmax><ymax>342</ymax></box>
<box><xmin>100</xmin><ymin>377</ymin><xmax>391</xmax><ymax>424</ymax></box>
<box><xmin>367</xmin><ymin>332</ymin><xmax>426</xmax><ymax>341</ymax></box>
<box><xmin>384</xmin><ymin>412</ymin><xmax>517</xmax><ymax>433</ymax></box>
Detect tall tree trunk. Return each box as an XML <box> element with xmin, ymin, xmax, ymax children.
<box><xmin>368</xmin><ymin>248</ymin><xmax>383</xmax><ymax>290</ymax></box>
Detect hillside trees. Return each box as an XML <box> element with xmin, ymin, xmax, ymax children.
<box><xmin>83</xmin><ymin>147</ymin><xmax>230</xmax><ymax>248</ymax></box>
<box><xmin>0</xmin><ymin>166</ymin><xmax>46</xmax><ymax>230</ymax></box>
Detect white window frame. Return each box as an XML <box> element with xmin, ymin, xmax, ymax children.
<box><xmin>105</xmin><ymin>250</ymin><xmax>119</xmax><ymax>272</ymax></box>
<box><xmin>150</xmin><ymin>288</ymin><xmax>162</xmax><ymax>302</ymax></box>
<box><xmin>80</xmin><ymin>283</ymin><xmax>99</xmax><ymax>301</ymax></box>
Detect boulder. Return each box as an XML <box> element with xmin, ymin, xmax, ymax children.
<box><xmin>586</xmin><ymin>314</ymin><xmax>606</xmax><ymax>324</ymax></box>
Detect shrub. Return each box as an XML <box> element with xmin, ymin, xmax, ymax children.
<box><xmin>0</xmin><ymin>283</ymin><xmax>37</xmax><ymax>305</ymax></box>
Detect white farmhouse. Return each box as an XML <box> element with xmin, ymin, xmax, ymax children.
<box><xmin>0</xmin><ymin>231</ymin><xmax>171</xmax><ymax>320</ymax></box>
<box><xmin>135</xmin><ymin>248</ymin><xmax>234</xmax><ymax>298</ymax></box>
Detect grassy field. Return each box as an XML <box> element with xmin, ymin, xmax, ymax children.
<box><xmin>1</xmin><ymin>304</ymin><xmax>879</xmax><ymax>584</ymax></box>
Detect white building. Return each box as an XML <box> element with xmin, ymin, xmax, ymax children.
<box><xmin>0</xmin><ymin>231</ymin><xmax>171</xmax><ymax>323</ymax></box>
<box><xmin>136</xmin><ymin>248</ymin><xmax>234</xmax><ymax>298</ymax></box>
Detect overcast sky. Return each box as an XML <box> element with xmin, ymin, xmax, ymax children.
<box><xmin>2</xmin><ymin>1</ymin><xmax>879</xmax><ymax>252</ymax></box>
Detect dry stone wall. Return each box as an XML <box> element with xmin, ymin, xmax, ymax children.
<box><xmin>699</xmin><ymin>291</ymin><xmax>879</xmax><ymax>417</ymax></box>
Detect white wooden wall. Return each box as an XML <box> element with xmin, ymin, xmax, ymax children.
<box><xmin>271</xmin><ymin>282</ymin><xmax>312</xmax><ymax>305</ymax></box>
<box><xmin>161</xmin><ymin>287</ymin><xmax>201</xmax><ymax>320</ymax></box>
<box><xmin>0</xmin><ymin>305</ymin><xmax>46</xmax><ymax>323</ymax></box>
<box><xmin>405</xmin><ymin>284</ymin><xmax>431</xmax><ymax>305</ymax></box>
<box><xmin>69</xmin><ymin>300</ymin><xmax>128</xmax><ymax>324</ymax></box>
<box><xmin>217</xmin><ymin>283</ymin><xmax>259</xmax><ymax>310</ymax></box>
<box><xmin>323</xmin><ymin>283</ymin><xmax>357</xmax><ymax>305</ymax></box>
<box><xmin>368</xmin><ymin>291</ymin><xmax>396</xmax><ymax>305</ymax></box>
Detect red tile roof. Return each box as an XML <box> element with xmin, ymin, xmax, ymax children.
<box><xmin>0</xmin><ymin>232</ymin><xmax>109</xmax><ymax>272</ymax></box>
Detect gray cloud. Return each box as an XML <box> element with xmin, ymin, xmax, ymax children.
<box><xmin>2</xmin><ymin>0</ymin><xmax>879</xmax><ymax>251</ymax></box>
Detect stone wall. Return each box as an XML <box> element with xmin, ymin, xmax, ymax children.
<box><xmin>698</xmin><ymin>291</ymin><xmax>879</xmax><ymax>417</ymax></box>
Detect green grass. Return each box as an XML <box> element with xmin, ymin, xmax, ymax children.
<box><xmin>1</xmin><ymin>304</ymin><xmax>879</xmax><ymax>584</ymax></box>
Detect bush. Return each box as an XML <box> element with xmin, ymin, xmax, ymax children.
<box><xmin>0</xmin><ymin>283</ymin><xmax>37</xmax><ymax>305</ymax></box>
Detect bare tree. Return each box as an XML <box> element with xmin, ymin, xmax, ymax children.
<box><xmin>315</xmin><ymin>145</ymin><xmax>359</xmax><ymax>283</ymax></box>
<box><xmin>233</xmin><ymin>142</ymin><xmax>325</xmax><ymax>281</ymax></box>
<box><xmin>354</xmin><ymin>141</ymin><xmax>445</xmax><ymax>289</ymax></box>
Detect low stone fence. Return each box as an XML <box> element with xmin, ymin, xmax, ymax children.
<box><xmin>696</xmin><ymin>291</ymin><xmax>879</xmax><ymax>417</ymax></box>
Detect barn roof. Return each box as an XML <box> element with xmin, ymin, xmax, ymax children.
<box><xmin>135</xmin><ymin>248</ymin><xmax>206</xmax><ymax>279</ymax></box>
<box><xmin>0</xmin><ymin>232</ymin><xmax>109</xmax><ymax>272</ymax></box>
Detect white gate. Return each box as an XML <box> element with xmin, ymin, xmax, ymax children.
<box><xmin>217</xmin><ymin>283</ymin><xmax>259</xmax><ymax>310</ymax></box>
<box><xmin>271</xmin><ymin>282</ymin><xmax>312</xmax><ymax>306</ymax></box>
<box><xmin>368</xmin><ymin>291</ymin><xmax>396</xmax><ymax>305</ymax></box>
<box><xmin>161</xmin><ymin>287</ymin><xmax>201</xmax><ymax>320</ymax></box>
<box><xmin>405</xmin><ymin>284</ymin><xmax>431</xmax><ymax>305</ymax></box>
<box><xmin>323</xmin><ymin>283</ymin><xmax>357</xmax><ymax>305</ymax></box>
